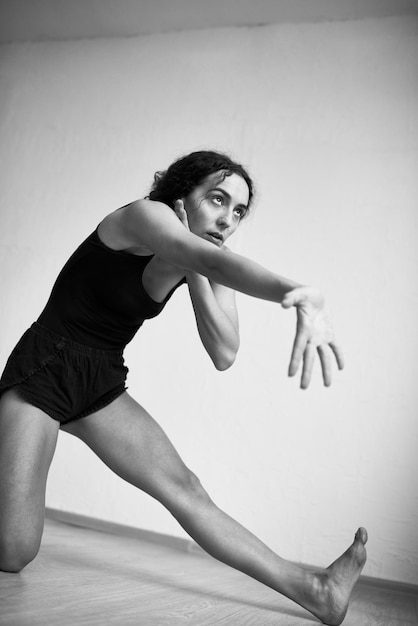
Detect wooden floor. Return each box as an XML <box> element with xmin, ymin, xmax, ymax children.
<box><xmin>0</xmin><ymin>518</ymin><xmax>417</xmax><ymax>626</ymax></box>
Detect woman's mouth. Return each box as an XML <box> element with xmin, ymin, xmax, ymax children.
<box><xmin>206</xmin><ymin>232</ymin><xmax>224</xmax><ymax>246</ymax></box>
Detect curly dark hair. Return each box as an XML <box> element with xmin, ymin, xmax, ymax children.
<box><xmin>147</xmin><ymin>150</ymin><xmax>254</xmax><ymax>212</ymax></box>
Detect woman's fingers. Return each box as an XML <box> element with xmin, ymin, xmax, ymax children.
<box><xmin>298</xmin><ymin>342</ymin><xmax>343</xmax><ymax>388</ymax></box>
<box><xmin>288</xmin><ymin>325</ymin><xmax>309</xmax><ymax>378</ymax></box>
<box><xmin>301</xmin><ymin>343</ymin><xmax>316</xmax><ymax>389</ymax></box>
<box><xmin>330</xmin><ymin>342</ymin><xmax>345</xmax><ymax>370</ymax></box>
<box><xmin>317</xmin><ymin>344</ymin><xmax>332</xmax><ymax>387</ymax></box>
<box><xmin>297</xmin><ymin>343</ymin><xmax>339</xmax><ymax>389</ymax></box>
<box><xmin>174</xmin><ymin>199</ymin><xmax>189</xmax><ymax>229</ymax></box>
<box><xmin>289</xmin><ymin>336</ymin><xmax>342</xmax><ymax>388</ymax></box>
<box><xmin>301</xmin><ymin>342</ymin><xmax>343</xmax><ymax>388</ymax></box>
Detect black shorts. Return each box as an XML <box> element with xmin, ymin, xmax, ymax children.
<box><xmin>0</xmin><ymin>322</ymin><xmax>128</xmax><ymax>425</ymax></box>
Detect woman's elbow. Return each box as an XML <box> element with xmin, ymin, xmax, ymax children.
<box><xmin>212</xmin><ymin>347</ymin><xmax>238</xmax><ymax>371</ymax></box>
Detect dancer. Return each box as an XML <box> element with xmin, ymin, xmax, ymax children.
<box><xmin>0</xmin><ymin>150</ymin><xmax>367</xmax><ymax>624</ymax></box>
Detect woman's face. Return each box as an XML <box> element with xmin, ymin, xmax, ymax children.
<box><xmin>182</xmin><ymin>172</ymin><xmax>249</xmax><ymax>247</ymax></box>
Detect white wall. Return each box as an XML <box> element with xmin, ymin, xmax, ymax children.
<box><xmin>1</xmin><ymin>16</ymin><xmax>417</xmax><ymax>585</ymax></box>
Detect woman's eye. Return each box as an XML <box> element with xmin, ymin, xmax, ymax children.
<box><xmin>212</xmin><ymin>196</ymin><xmax>223</xmax><ymax>205</ymax></box>
<box><xmin>234</xmin><ymin>207</ymin><xmax>246</xmax><ymax>218</ymax></box>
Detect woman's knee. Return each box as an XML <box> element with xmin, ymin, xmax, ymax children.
<box><xmin>186</xmin><ymin>471</ymin><xmax>208</xmax><ymax>497</ymax></box>
<box><xmin>164</xmin><ymin>468</ymin><xmax>211</xmax><ymax>508</ymax></box>
<box><xmin>0</xmin><ymin>534</ymin><xmax>40</xmax><ymax>573</ymax></box>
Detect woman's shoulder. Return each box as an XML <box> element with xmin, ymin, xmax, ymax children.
<box><xmin>98</xmin><ymin>200</ymin><xmax>156</xmax><ymax>255</ymax></box>
<box><xmin>98</xmin><ymin>198</ymin><xmax>207</xmax><ymax>269</ymax></box>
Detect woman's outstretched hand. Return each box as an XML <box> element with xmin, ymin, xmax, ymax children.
<box><xmin>281</xmin><ymin>287</ymin><xmax>344</xmax><ymax>389</ymax></box>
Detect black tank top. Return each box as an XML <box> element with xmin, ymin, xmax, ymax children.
<box><xmin>37</xmin><ymin>228</ymin><xmax>185</xmax><ymax>350</ymax></box>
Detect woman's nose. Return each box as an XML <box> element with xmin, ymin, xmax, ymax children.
<box><xmin>217</xmin><ymin>209</ymin><xmax>232</xmax><ymax>227</ymax></box>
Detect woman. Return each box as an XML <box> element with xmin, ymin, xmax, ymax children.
<box><xmin>0</xmin><ymin>150</ymin><xmax>367</xmax><ymax>625</ymax></box>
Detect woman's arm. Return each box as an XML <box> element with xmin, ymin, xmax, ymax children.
<box><xmin>186</xmin><ymin>272</ymin><xmax>239</xmax><ymax>370</ymax></box>
<box><xmin>117</xmin><ymin>199</ymin><xmax>299</xmax><ymax>301</ymax></box>
<box><xmin>113</xmin><ymin>199</ymin><xmax>343</xmax><ymax>387</ymax></box>
<box><xmin>173</xmin><ymin>200</ymin><xmax>239</xmax><ymax>370</ymax></box>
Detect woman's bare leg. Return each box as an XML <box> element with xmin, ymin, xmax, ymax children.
<box><xmin>0</xmin><ymin>389</ymin><xmax>59</xmax><ymax>572</ymax></box>
<box><xmin>63</xmin><ymin>391</ymin><xmax>367</xmax><ymax>625</ymax></box>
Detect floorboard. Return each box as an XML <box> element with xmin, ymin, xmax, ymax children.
<box><xmin>0</xmin><ymin>519</ymin><xmax>416</xmax><ymax>625</ymax></box>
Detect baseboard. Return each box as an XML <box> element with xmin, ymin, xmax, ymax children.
<box><xmin>45</xmin><ymin>507</ymin><xmax>418</xmax><ymax>597</ymax></box>
<box><xmin>45</xmin><ymin>507</ymin><xmax>204</xmax><ymax>555</ymax></box>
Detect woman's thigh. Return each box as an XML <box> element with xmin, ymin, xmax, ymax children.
<box><xmin>62</xmin><ymin>391</ymin><xmax>200</xmax><ymax>506</ymax></box>
<box><xmin>0</xmin><ymin>389</ymin><xmax>59</xmax><ymax>570</ymax></box>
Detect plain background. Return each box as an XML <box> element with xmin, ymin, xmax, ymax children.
<box><xmin>0</xmin><ymin>8</ymin><xmax>417</xmax><ymax>585</ymax></box>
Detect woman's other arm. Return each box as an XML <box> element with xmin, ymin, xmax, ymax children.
<box><xmin>173</xmin><ymin>200</ymin><xmax>239</xmax><ymax>370</ymax></box>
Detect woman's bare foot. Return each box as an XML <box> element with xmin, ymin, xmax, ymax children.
<box><xmin>306</xmin><ymin>527</ymin><xmax>368</xmax><ymax>625</ymax></box>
